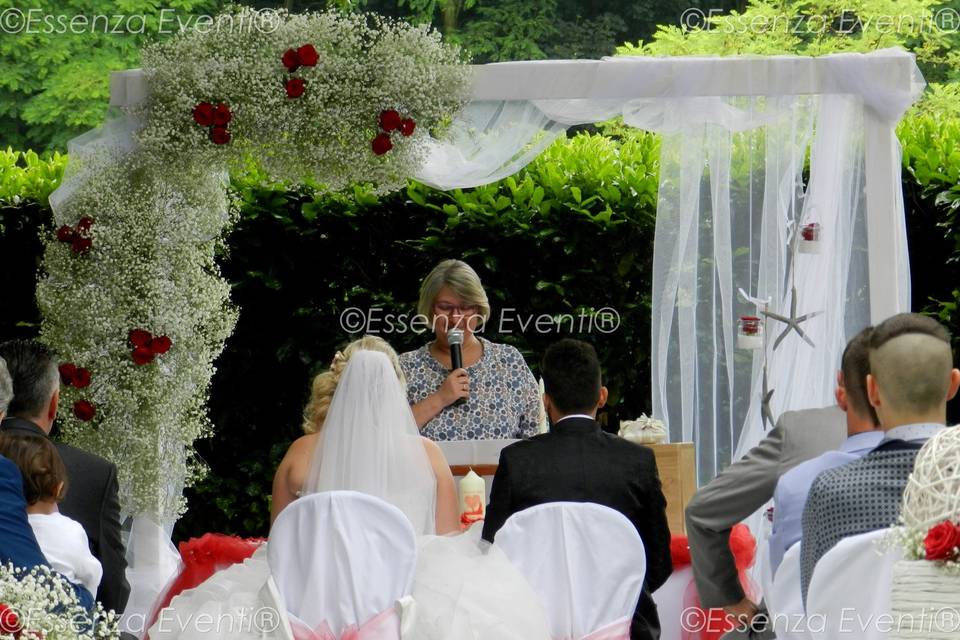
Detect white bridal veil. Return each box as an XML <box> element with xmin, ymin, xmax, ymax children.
<box><xmin>302</xmin><ymin>350</ymin><xmax>437</xmax><ymax>535</ymax></box>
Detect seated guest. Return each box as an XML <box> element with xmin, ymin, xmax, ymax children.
<box><xmin>800</xmin><ymin>313</ymin><xmax>960</xmax><ymax>606</ymax></box>
<box><xmin>768</xmin><ymin>327</ymin><xmax>882</xmax><ymax>573</ymax></box>
<box><xmin>400</xmin><ymin>259</ymin><xmax>541</xmax><ymax>440</ymax></box>
<box><xmin>482</xmin><ymin>339</ymin><xmax>672</xmax><ymax>640</ymax></box>
<box><xmin>0</xmin><ymin>432</ymin><xmax>103</xmax><ymax>596</ymax></box>
<box><xmin>0</xmin><ymin>340</ymin><xmax>129</xmax><ymax>613</ymax></box>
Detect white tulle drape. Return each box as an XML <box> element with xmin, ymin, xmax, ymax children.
<box><xmin>413</xmin><ymin>50</ymin><xmax>923</xmax><ymax>483</ymax></box>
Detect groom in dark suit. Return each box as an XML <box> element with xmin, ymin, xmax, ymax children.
<box><xmin>483</xmin><ymin>339</ymin><xmax>672</xmax><ymax>640</ymax></box>
<box><xmin>0</xmin><ymin>340</ymin><xmax>129</xmax><ymax>613</ymax></box>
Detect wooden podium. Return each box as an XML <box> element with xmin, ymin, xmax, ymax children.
<box><xmin>648</xmin><ymin>442</ymin><xmax>696</xmax><ymax>535</ymax></box>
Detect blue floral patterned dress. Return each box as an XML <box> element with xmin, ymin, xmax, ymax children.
<box><xmin>400</xmin><ymin>338</ymin><xmax>541</xmax><ymax>440</ymax></box>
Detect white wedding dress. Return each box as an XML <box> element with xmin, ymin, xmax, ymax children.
<box><xmin>148</xmin><ymin>350</ymin><xmax>548</xmax><ymax>640</ymax></box>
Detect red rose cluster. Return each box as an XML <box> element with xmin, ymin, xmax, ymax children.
<box><xmin>371</xmin><ymin>109</ymin><xmax>416</xmax><ymax>156</ymax></box>
<box><xmin>129</xmin><ymin>329</ymin><xmax>172</xmax><ymax>366</ymax></box>
<box><xmin>0</xmin><ymin>603</ymin><xmax>22</xmax><ymax>636</ymax></box>
<box><xmin>282</xmin><ymin>44</ymin><xmax>319</xmax><ymax>98</ymax></box>
<box><xmin>56</xmin><ymin>217</ymin><xmax>94</xmax><ymax>255</ymax></box>
<box><xmin>59</xmin><ymin>362</ymin><xmax>96</xmax><ymax>422</ymax></box>
<box><xmin>924</xmin><ymin>520</ymin><xmax>960</xmax><ymax>561</ymax></box>
<box><xmin>193</xmin><ymin>102</ymin><xmax>233</xmax><ymax>145</ymax></box>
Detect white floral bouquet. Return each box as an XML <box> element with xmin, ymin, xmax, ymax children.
<box><xmin>618</xmin><ymin>414</ymin><xmax>667</xmax><ymax>444</ymax></box>
<box><xmin>0</xmin><ymin>563</ymin><xmax>118</xmax><ymax>639</ymax></box>
<box><xmin>134</xmin><ymin>6</ymin><xmax>470</xmax><ymax>193</ymax></box>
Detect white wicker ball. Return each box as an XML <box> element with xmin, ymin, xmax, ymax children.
<box><xmin>900</xmin><ymin>426</ymin><xmax>960</xmax><ymax>530</ymax></box>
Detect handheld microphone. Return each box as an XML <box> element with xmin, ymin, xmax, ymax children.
<box><xmin>448</xmin><ymin>328</ymin><xmax>466</xmax><ymax>406</ymax></box>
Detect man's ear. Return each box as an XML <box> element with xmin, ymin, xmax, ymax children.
<box><xmin>835</xmin><ymin>385</ymin><xmax>848</xmax><ymax>412</ymax></box>
<box><xmin>947</xmin><ymin>369</ymin><xmax>960</xmax><ymax>401</ymax></box>
<box><xmin>543</xmin><ymin>393</ymin><xmax>554</xmax><ymax>417</ymax></box>
<box><xmin>866</xmin><ymin>373</ymin><xmax>881</xmax><ymax>409</ymax></box>
<box><xmin>47</xmin><ymin>387</ymin><xmax>59</xmax><ymax>423</ymax></box>
<box><xmin>598</xmin><ymin>386</ymin><xmax>608</xmax><ymax>409</ymax></box>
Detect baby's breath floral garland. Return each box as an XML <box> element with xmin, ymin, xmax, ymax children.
<box><xmin>38</xmin><ymin>7</ymin><xmax>468</xmax><ymax>523</ymax></box>
<box><xmin>0</xmin><ymin>563</ymin><xmax>119</xmax><ymax>639</ymax></box>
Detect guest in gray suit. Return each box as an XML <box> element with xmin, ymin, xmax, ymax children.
<box><xmin>0</xmin><ymin>340</ymin><xmax>129</xmax><ymax>613</ymax></box>
<box><xmin>799</xmin><ymin>313</ymin><xmax>960</xmax><ymax>606</ymax></box>
<box><xmin>685</xmin><ymin>400</ymin><xmax>846</xmax><ymax>633</ymax></box>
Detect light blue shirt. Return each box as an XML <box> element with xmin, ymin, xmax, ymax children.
<box><xmin>879</xmin><ymin>422</ymin><xmax>944</xmax><ymax>444</ymax></box>
<box><xmin>768</xmin><ymin>430</ymin><xmax>883</xmax><ymax>573</ymax></box>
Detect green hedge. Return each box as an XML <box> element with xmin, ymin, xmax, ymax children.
<box><xmin>2</xmin><ymin>116</ymin><xmax>959</xmax><ymax>538</ymax></box>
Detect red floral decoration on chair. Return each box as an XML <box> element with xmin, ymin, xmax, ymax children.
<box><xmin>193</xmin><ymin>101</ymin><xmax>233</xmax><ymax>145</ymax></box>
<box><xmin>129</xmin><ymin>329</ymin><xmax>173</xmax><ymax>365</ymax></box>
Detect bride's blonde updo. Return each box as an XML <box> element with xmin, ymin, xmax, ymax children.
<box><xmin>301</xmin><ymin>335</ymin><xmax>406</xmax><ymax>434</ymax></box>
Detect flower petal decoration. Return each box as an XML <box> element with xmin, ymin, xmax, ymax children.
<box><xmin>212</xmin><ymin>104</ymin><xmax>232</xmax><ymax>127</ymax></box>
<box><xmin>129</xmin><ymin>329</ymin><xmax>153</xmax><ymax>348</ymax></box>
<box><xmin>58</xmin><ymin>362</ymin><xmax>78</xmax><ymax>385</ymax></box>
<box><xmin>399</xmin><ymin>118</ymin><xmax>416</xmax><ymax>137</ymax></box>
<box><xmin>56</xmin><ymin>225</ymin><xmax>76</xmax><ymax>242</ymax></box>
<box><xmin>73</xmin><ymin>400</ymin><xmax>96</xmax><ymax>422</ymax></box>
<box><xmin>924</xmin><ymin>520</ymin><xmax>960</xmax><ymax>561</ymax></box>
<box><xmin>371</xmin><ymin>133</ymin><xmax>393</xmax><ymax>155</ymax></box>
<box><xmin>0</xmin><ymin>603</ymin><xmax>22</xmax><ymax>635</ymax></box>
<box><xmin>132</xmin><ymin>346</ymin><xmax>156</xmax><ymax>365</ymax></box>
<box><xmin>297</xmin><ymin>43</ymin><xmax>319</xmax><ymax>66</ymax></box>
<box><xmin>71</xmin><ymin>236</ymin><xmax>93</xmax><ymax>255</ymax></box>
<box><xmin>73</xmin><ymin>367</ymin><xmax>92</xmax><ymax>389</ymax></box>
<box><xmin>77</xmin><ymin>217</ymin><xmax>94</xmax><ymax>233</ymax></box>
<box><xmin>150</xmin><ymin>335</ymin><xmax>172</xmax><ymax>355</ymax></box>
<box><xmin>379</xmin><ymin>109</ymin><xmax>402</xmax><ymax>132</ymax></box>
<box><xmin>210</xmin><ymin>126</ymin><xmax>231</xmax><ymax>145</ymax></box>
<box><xmin>281</xmin><ymin>48</ymin><xmax>301</xmax><ymax>72</ymax></box>
<box><xmin>192</xmin><ymin>102</ymin><xmax>215</xmax><ymax>126</ymax></box>
<box><xmin>285</xmin><ymin>78</ymin><xmax>306</xmax><ymax>98</ymax></box>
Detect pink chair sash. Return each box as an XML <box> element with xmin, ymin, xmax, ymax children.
<box><xmin>290</xmin><ymin>607</ymin><xmax>400</xmax><ymax>640</ymax></box>
<box><xmin>553</xmin><ymin>617</ymin><xmax>632</xmax><ymax>640</ymax></box>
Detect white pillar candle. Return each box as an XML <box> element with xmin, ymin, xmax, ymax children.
<box><xmin>459</xmin><ymin>469</ymin><xmax>485</xmax><ymax>530</ymax></box>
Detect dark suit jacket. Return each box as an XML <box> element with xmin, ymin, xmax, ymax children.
<box><xmin>1</xmin><ymin>454</ymin><xmax>95</xmax><ymax>609</ymax></box>
<box><xmin>482</xmin><ymin>417</ymin><xmax>673</xmax><ymax>640</ymax></box>
<box><xmin>1</xmin><ymin>417</ymin><xmax>129</xmax><ymax>612</ymax></box>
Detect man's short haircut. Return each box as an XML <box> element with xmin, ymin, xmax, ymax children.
<box><xmin>0</xmin><ymin>432</ymin><xmax>68</xmax><ymax>505</ymax></box>
<box><xmin>542</xmin><ymin>339</ymin><xmax>602</xmax><ymax>415</ymax></box>
<box><xmin>868</xmin><ymin>313</ymin><xmax>954</xmax><ymax>415</ymax></box>
<box><xmin>0</xmin><ymin>340</ymin><xmax>59</xmax><ymax>419</ymax></box>
<box><xmin>0</xmin><ymin>356</ymin><xmax>12</xmax><ymax>415</ymax></box>
<box><xmin>841</xmin><ymin>326</ymin><xmax>878</xmax><ymax>424</ymax></box>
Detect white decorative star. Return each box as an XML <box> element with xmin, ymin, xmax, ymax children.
<box><xmin>762</xmin><ymin>287</ymin><xmax>823</xmax><ymax>350</ymax></box>
<box><xmin>761</xmin><ymin>365</ymin><xmax>775</xmax><ymax>430</ymax></box>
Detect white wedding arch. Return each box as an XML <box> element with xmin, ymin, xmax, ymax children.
<box><xmin>42</xmin><ymin>8</ymin><xmax>922</xmax><ymax>628</ymax></box>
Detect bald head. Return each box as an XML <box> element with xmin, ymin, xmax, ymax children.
<box><xmin>867</xmin><ymin>313</ymin><xmax>959</xmax><ymax>427</ymax></box>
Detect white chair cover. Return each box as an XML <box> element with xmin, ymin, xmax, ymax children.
<box><xmin>493</xmin><ymin>502</ymin><xmax>646</xmax><ymax>640</ymax></box>
<box><xmin>652</xmin><ymin>565</ymin><xmax>694</xmax><ymax>640</ymax></box>
<box><xmin>806</xmin><ymin>528</ymin><xmax>901</xmax><ymax>640</ymax></box>
<box><xmin>765</xmin><ymin>542</ymin><xmax>808</xmax><ymax>640</ymax></box>
<box><xmin>267</xmin><ymin>491</ymin><xmax>417</xmax><ymax>639</ymax></box>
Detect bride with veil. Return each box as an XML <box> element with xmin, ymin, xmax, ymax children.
<box><xmin>149</xmin><ymin>336</ymin><xmax>549</xmax><ymax>640</ymax></box>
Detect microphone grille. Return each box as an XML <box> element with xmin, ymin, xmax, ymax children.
<box><xmin>447</xmin><ymin>328</ymin><xmax>464</xmax><ymax>346</ymax></box>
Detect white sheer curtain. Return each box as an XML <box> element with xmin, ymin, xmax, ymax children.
<box><xmin>414</xmin><ymin>50</ymin><xmax>923</xmax><ymax>482</ymax></box>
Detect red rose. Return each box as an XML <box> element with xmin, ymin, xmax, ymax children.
<box><xmin>399</xmin><ymin>118</ymin><xmax>416</xmax><ymax>137</ymax></box>
<box><xmin>285</xmin><ymin>78</ymin><xmax>306</xmax><ymax>98</ymax></box>
<box><xmin>56</xmin><ymin>225</ymin><xmax>76</xmax><ymax>242</ymax></box>
<box><xmin>71</xmin><ymin>236</ymin><xmax>92</xmax><ymax>255</ymax></box>
<box><xmin>129</xmin><ymin>329</ymin><xmax>152</xmax><ymax>348</ymax></box>
<box><xmin>209</xmin><ymin>126</ymin><xmax>231</xmax><ymax>145</ymax></box>
<box><xmin>281</xmin><ymin>48</ymin><xmax>300</xmax><ymax>72</ymax></box>
<box><xmin>77</xmin><ymin>217</ymin><xmax>94</xmax><ymax>233</ymax></box>
<box><xmin>73</xmin><ymin>367</ymin><xmax>91</xmax><ymax>389</ymax></box>
<box><xmin>73</xmin><ymin>400</ymin><xmax>96</xmax><ymax>422</ymax></box>
<box><xmin>379</xmin><ymin>109</ymin><xmax>402</xmax><ymax>132</ymax></box>
<box><xmin>212</xmin><ymin>103</ymin><xmax>232</xmax><ymax>127</ymax></box>
<box><xmin>371</xmin><ymin>133</ymin><xmax>393</xmax><ymax>156</ymax></box>
<box><xmin>0</xmin><ymin>603</ymin><xmax>21</xmax><ymax>635</ymax></box>
<box><xmin>924</xmin><ymin>520</ymin><xmax>960</xmax><ymax>561</ymax></box>
<box><xmin>150</xmin><ymin>335</ymin><xmax>172</xmax><ymax>355</ymax></box>
<box><xmin>193</xmin><ymin>102</ymin><xmax>214</xmax><ymax>126</ymax></box>
<box><xmin>132</xmin><ymin>346</ymin><xmax>155</xmax><ymax>365</ymax></box>
<box><xmin>58</xmin><ymin>362</ymin><xmax>78</xmax><ymax>385</ymax></box>
<box><xmin>297</xmin><ymin>44</ymin><xmax>319</xmax><ymax>66</ymax></box>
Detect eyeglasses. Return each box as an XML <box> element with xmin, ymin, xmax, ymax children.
<box><xmin>434</xmin><ymin>302</ymin><xmax>479</xmax><ymax>315</ymax></box>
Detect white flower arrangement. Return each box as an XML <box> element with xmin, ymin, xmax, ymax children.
<box><xmin>0</xmin><ymin>563</ymin><xmax>119</xmax><ymax>639</ymax></box>
<box><xmin>134</xmin><ymin>6</ymin><xmax>470</xmax><ymax>193</ymax></box>
<box><xmin>618</xmin><ymin>414</ymin><xmax>667</xmax><ymax>444</ymax></box>
<box><xmin>38</xmin><ymin>7</ymin><xmax>468</xmax><ymax>523</ymax></box>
